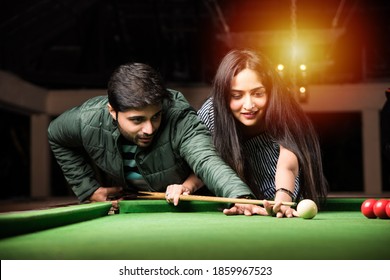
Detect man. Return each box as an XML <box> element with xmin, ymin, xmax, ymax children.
<box><xmin>48</xmin><ymin>62</ymin><xmax>264</xmax><ymax>215</ymax></box>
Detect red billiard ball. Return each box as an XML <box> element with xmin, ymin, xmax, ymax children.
<box><xmin>386</xmin><ymin>202</ymin><xmax>390</xmax><ymax>218</ymax></box>
<box><xmin>373</xmin><ymin>199</ymin><xmax>390</xmax><ymax>219</ymax></box>
<box><xmin>361</xmin><ymin>199</ymin><xmax>377</xmax><ymax>218</ymax></box>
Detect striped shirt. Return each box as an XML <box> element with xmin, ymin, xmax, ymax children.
<box><xmin>197</xmin><ymin>98</ymin><xmax>300</xmax><ymax>200</ymax></box>
<box><xmin>121</xmin><ymin>142</ymin><xmax>149</xmax><ymax>191</ymax></box>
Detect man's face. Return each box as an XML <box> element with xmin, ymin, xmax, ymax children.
<box><xmin>108</xmin><ymin>104</ymin><xmax>162</xmax><ymax>147</ymax></box>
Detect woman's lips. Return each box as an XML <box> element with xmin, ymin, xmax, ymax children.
<box><xmin>241</xmin><ymin>111</ymin><xmax>258</xmax><ymax>119</ymax></box>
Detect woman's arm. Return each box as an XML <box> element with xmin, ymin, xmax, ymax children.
<box><xmin>271</xmin><ymin>145</ymin><xmax>299</xmax><ymax>217</ymax></box>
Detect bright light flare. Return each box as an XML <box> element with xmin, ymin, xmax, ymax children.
<box><xmin>277</xmin><ymin>64</ymin><xmax>285</xmax><ymax>71</ymax></box>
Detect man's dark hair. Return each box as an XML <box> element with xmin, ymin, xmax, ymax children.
<box><xmin>107</xmin><ymin>62</ymin><xmax>171</xmax><ymax>112</ymax></box>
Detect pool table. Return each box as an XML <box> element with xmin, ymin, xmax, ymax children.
<box><xmin>0</xmin><ymin>198</ymin><xmax>389</xmax><ymax>260</ymax></box>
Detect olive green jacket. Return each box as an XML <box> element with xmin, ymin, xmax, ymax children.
<box><xmin>48</xmin><ymin>89</ymin><xmax>254</xmax><ymax>201</ymax></box>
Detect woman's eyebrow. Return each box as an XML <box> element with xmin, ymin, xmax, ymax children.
<box><xmin>231</xmin><ymin>86</ymin><xmax>265</xmax><ymax>93</ymax></box>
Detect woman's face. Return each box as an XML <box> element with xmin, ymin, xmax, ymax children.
<box><xmin>229</xmin><ymin>68</ymin><xmax>268</xmax><ymax>132</ymax></box>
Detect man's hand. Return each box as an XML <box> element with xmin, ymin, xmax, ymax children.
<box><xmin>165</xmin><ymin>173</ymin><xmax>203</xmax><ymax>206</ymax></box>
<box><xmin>89</xmin><ymin>186</ymin><xmax>123</xmax><ymax>211</ymax></box>
<box><xmin>165</xmin><ymin>184</ymin><xmax>191</xmax><ymax>206</ymax></box>
<box><xmin>223</xmin><ymin>203</ymin><xmax>268</xmax><ymax>216</ymax></box>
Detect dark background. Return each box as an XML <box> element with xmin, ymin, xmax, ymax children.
<box><xmin>1</xmin><ymin>0</ymin><xmax>389</xmax><ymax>198</ymax></box>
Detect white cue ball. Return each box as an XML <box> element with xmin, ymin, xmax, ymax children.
<box><xmin>297</xmin><ymin>199</ymin><xmax>318</xmax><ymax>219</ymax></box>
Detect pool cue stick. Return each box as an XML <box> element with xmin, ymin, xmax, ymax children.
<box><xmin>136</xmin><ymin>192</ymin><xmax>297</xmax><ymax>207</ymax></box>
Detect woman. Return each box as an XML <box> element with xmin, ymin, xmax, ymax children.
<box><xmin>197</xmin><ymin>49</ymin><xmax>328</xmax><ymax>217</ymax></box>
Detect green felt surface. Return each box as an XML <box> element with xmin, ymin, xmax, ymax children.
<box><xmin>321</xmin><ymin>198</ymin><xmax>367</xmax><ymax>211</ymax></box>
<box><xmin>117</xmin><ymin>198</ymin><xmax>367</xmax><ymax>213</ymax></box>
<box><xmin>119</xmin><ymin>199</ymin><xmax>227</xmax><ymax>213</ymax></box>
<box><xmin>0</xmin><ymin>202</ymin><xmax>112</xmax><ymax>239</ymax></box>
<box><xmin>0</xmin><ymin>199</ymin><xmax>389</xmax><ymax>260</ymax></box>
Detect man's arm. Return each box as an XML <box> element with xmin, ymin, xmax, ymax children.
<box><xmin>173</xmin><ymin>108</ymin><xmax>254</xmax><ymax>199</ymax></box>
<box><xmin>48</xmin><ymin>107</ymin><xmax>100</xmax><ymax>201</ymax></box>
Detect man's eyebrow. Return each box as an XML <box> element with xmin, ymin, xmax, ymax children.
<box><xmin>127</xmin><ymin>115</ymin><xmax>145</xmax><ymax>120</ymax></box>
<box><xmin>154</xmin><ymin>110</ymin><xmax>163</xmax><ymax>115</ymax></box>
<box><xmin>151</xmin><ymin>110</ymin><xmax>163</xmax><ymax>118</ymax></box>
<box><xmin>127</xmin><ymin>110</ymin><xmax>162</xmax><ymax>120</ymax></box>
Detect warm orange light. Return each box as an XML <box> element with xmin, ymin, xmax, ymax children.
<box><xmin>277</xmin><ymin>64</ymin><xmax>284</xmax><ymax>71</ymax></box>
<box><xmin>300</xmin><ymin>64</ymin><xmax>307</xmax><ymax>71</ymax></box>
<box><xmin>299</xmin><ymin>86</ymin><xmax>306</xmax><ymax>94</ymax></box>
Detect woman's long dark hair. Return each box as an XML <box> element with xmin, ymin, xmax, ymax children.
<box><xmin>212</xmin><ymin>49</ymin><xmax>328</xmax><ymax>204</ymax></box>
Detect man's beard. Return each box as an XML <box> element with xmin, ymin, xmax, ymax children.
<box><xmin>118</xmin><ymin>125</ymin><xmax>155</xmax><ymax>147</ymax></box>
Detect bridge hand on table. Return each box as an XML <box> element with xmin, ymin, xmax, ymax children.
<box><xmin>263</xmin><ymin>200</ymin><xmax>299</xmax><ymax>218</ymax></box>
<box><xmin>223</xmin><ymin>203</ymin><xmax>268</xmax><ymax>216</ymax></box>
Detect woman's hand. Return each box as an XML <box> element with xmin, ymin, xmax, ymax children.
<box><xmin>223</xmin><ymin>201</ymin><xmax>298</xmax><ymax>217</ymax></box>
<box><xmin>223</xmin><ymin>203</ymin><xmax>268</xmax><ymax>216</ymax></box>
<box><xmin>263</xmin><ymin>200</ymin><xmax>298</xmax><ymax>218</ymax></box>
